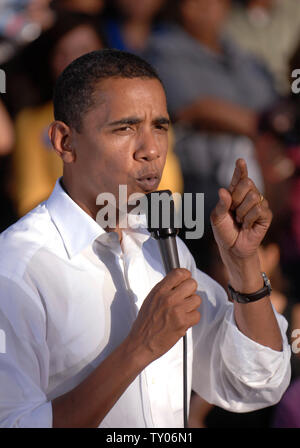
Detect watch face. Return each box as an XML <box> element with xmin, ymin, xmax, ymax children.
<box><xmin>262</xmin><ymin>272</ymin><xmax>272</xmax><ymax>293</ymax></box>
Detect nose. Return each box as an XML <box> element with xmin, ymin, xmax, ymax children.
<box><xmin>134</xmin><ymin>129</ymin><xmax>160</xmax><ymax>162</ymax></box>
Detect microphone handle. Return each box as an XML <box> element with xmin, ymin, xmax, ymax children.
<box><xmin>157</xmin><ymin>236</ymin><xmax>188</xmax><ymax>429</ymax></box>
<box><xmin>158</xmin><ymin>236</ymin><xmax>180</xmax><ymax>273</ymax></box>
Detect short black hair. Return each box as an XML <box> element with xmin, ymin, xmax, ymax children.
<box><xmin>53</xmin><ymin>49</ymin><xmax>163</xmax><ymax>131</ymax></box>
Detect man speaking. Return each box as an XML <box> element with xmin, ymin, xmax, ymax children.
<box><xmin>0</xmin><ymin>50</ymin><xmax>291</xmax><ymax>428</ymax></box>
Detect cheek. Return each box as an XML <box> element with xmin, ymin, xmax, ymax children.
<box><xmin>100</xmin><ymin>150</ymin><xmax>135</xmax><ymax>185</ymax></box>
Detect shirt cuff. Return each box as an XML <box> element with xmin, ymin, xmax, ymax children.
<box><xmin>220</xmin><ymin>307</ymin><xmax>291</xmax><ymax>389</ymax></box>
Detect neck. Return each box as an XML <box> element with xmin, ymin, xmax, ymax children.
<box><xmin>60</xmin><ymin>176</ymin><xmax>124</xmax><ymax>241</ymax></box>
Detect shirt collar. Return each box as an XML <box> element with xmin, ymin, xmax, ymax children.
<box><xmin>46</xmin><ymin>178</ymin><xmax>151</xmax><ymax>258</ymax></box>
<box><xmin>46</xmin><ymin>178</ymin><xmax>105</xmax><ymax>258</ymax></box>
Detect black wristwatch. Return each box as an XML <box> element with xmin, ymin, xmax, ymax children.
<box><xmin>228</xmin><ymin>272</ymin><xmax>272</xmax><ymax>304</ymax></box>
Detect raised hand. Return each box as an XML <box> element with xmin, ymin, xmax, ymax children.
<box><xmin>210</xmin><ymin>158</ymin><xmax>272</xmax><ymax>260</ymax></box>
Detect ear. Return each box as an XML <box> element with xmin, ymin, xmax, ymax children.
<box><xmin>48</xmin><ymin>121</ymin><xmax>76</xmax><ymax>163</ymax></box>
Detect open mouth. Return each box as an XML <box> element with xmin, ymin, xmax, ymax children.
<box><xmin>136</xmin><ymin>174</ymin><xmax>160</xmax><ymax>192</ymax></box>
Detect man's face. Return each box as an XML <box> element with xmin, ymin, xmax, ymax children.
<box><xmin>69</xmin><ymin>77</ymin><xmax>169</xmax><ymax>206</ymax></box>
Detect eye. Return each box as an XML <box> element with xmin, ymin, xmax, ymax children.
<box><xmin>113</xmin><ymin>126</ymin><xmax>133</xmax><ymax>134</ymax></box>
<box><xmin>155</xmin><ymin>124</ymin><xmax>169</xmax><ymax>132</ymax></box>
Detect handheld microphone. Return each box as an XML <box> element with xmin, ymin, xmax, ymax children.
<box><xmin>146</xmin><ymin>190</ymin><xmax>180</xmax><ymax>273</ymax></box>
<box><xmin>145</xmin><ymin>190</ymin><xmax>188</xmax><ymax>429</ymax></box>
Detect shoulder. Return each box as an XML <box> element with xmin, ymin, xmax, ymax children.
<box><xmin>0</xmin><ymin>203</ymin><xmax>58</xmax><ymax>281</ymax></box>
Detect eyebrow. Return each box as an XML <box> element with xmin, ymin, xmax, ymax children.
<box><xmin>107</xmin><ymin>116</ymin><xmax>170</xmax><ymax>127</ymax></box>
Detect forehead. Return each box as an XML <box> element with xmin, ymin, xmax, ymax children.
<box><xmin>88</xmin><ymin>77</ymin><xmax>168</xmax><ymax>122</ymax></box>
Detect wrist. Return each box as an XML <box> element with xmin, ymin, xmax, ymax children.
<box><xmin>121</xmin><ymin>334</ymin><xmax>153</xmax><ymax>372</ymax></box>
<box><xmin>222</xmin><ymin>251</ymin><xmax>264</xmax><ymax>294</ymax></box>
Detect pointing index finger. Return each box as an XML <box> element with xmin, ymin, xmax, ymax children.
<box><xmin>228</xmin><ymin>158</ymin><xmax>248</xmax><ymax>194</ymax></box>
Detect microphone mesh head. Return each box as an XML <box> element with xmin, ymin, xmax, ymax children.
<box><xmin>145</xmin><ymin>190</ymin><xmax>178</xmax><ymax>238</ymax></box>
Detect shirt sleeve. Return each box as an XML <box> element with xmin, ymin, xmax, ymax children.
<box><xmin>0</xmin><ymin>274</ymin><xmax>52</xmax><ymax>427</ymax></box>
<box><xmin>176</xmin><ymin>238</ymin><xmax>291</xmax><ymax>412</ymax></box>
<box><xmin>193</xmin><ymin>271</ymin><xmax>291</xmax><ymax>412</ymax></box>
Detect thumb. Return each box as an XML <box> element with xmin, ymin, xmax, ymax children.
<box><xmin>210</xmin><ymin>188</ymin><xmax>232</xmax><ymax>226</ymax></box>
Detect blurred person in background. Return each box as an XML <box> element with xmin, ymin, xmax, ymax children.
<box><xmin>250</xmin><ymin>38</ymin><xmax>300</xmax><ymax>302</ymax></box>
<box><xmin>50</xmin><ymin>0</ymin><xmax>104</xmax><ymax>16</ymax></box>
<box><xmin>0</xmin><ymin>0</ymin><xmax>55</xmax><ymax>63</ymax></box>
<box><xmin>101</xmin><ymin>0</ymin><xmax>170</xmax><ymax>54</ymax></box>
<box><xmin>11</xmin><ymin>13</ymin><xmax>106</xmax><ymax>216</ymax></box>
<box><xmin>144</xmin><ymin>0</ymin><xmax>278</xmax><ymax>272</ymax></box>
<box><xmin>226</xmin><ymin>0</ymin><xmax>300</xmax><ymax>95</ymax></box>
<box><xmin>272</xmin><ymin>376</ymin><xmax>300</xmax><ymax>428</ymax></box>
<box><xmin>0</xmin><ymin>98</ymin><xmax>17</xmax><ymax>232</ymax></box>
<box><xmin>0</xmin><ymin>99</ymin><xmax>14</xmax><ymax>156</ymax></box>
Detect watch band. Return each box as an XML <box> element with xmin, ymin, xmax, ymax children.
<box><xmin>228</xmin><ymin>272</ymin><xmax>272</xmax><ymax>304</ymax></box>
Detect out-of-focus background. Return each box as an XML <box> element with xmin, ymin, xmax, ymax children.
<box><xmin>1</xmin><ymin>0</ymin><xmax>300</xmax><ymax>428</ymax></box>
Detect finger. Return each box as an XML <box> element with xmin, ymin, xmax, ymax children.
<box><xmin>260</xmin><ymin>196</ymin><xmax>269</xmax><ymax>210</ymax></box>
<box><xmin>155</xmin><ymin>268</ymin><xmax>191</xmax><ymax>294</ymax></box>
<box><xmin>230</xmin><ymin>177</ymin><xmax>258</xmax><ymax>211</ymax></box>
<box><xmin>186</xmin><ymin>310</ymin><xmax>201</xmax><ymax>329</ymax></box>
<box><xmin>235</xmin><ymin>189</ymin><xmax>262</xmax><ymax>223</ymax></box>
<box><xmin>228</xmin><ymin>158</ymin><xmax>248</xmax><ymax>194</ymax></box>
<box><xmin>210</xmin><ymin>188</ymin><xmax>232</xmax><ymax>226</ymax></box>
<box><xmin>171</xmin><ymin>277</ymin><xmax>198</xmax><ymax>303</ymax></box>
<box><xmin>242</xmin><ymin>203</ymin><xmax>272</xmax><ymax>230</ymax></box>
<box><xmin>183</xmin><ymin>294</ymin><xmax>202</xmax><ymax>312</ymax></box>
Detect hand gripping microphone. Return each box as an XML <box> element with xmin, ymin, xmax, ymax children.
<box><xmin>145</xmin><ymin>190</ymin><xmax>188</xmax><ymax>428</ymax></box>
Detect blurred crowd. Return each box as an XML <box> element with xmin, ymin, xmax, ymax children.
<box><xmin>1</xmin><ymin>0</ymin><xmax>300</xmax><ymax>428</ymax></box>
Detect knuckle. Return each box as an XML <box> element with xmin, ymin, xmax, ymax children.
<box><xmin>248</xmin><ymin>190</ymin><xmax>258</xmax><ymax>202</ymax></box>
<box><xmin>254</xmin><ymin>203</ymin><xmax>262</xmax><ymax>214</ymax></box>
<box><xmin>194</xmin><ymin>294</ymin><xmax>202</xmax><ymax>308</ymax></box>
<box><xmin>263</xmin><ymin>197</ymin><xmax>269</xmax><ymax>208</ymax></box>
<box><xmin>186</xmin><ymin>278</ymin><xmax>198</xmax><ymax>292</ymax></box>
<box><xmin>243</xmin><ymin>177</ymin><xmax>253</xmax><ymax>189</ymax></box>
<box><xmin>174</xmin><ymin>268</ymin><xmax>191</xmax><ymax>280</ymax></box>
<box><xmin>180</xmin><ymin>268</ymin><xmax>191</xmax><ymax>276</ymax></box>
<box><xmin>156</xmin><ymin>275</ymin><xmax>169</xmax><ymax>290</ymax></box>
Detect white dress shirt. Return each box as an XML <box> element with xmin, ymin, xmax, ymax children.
<box><xmin>0</xmin><ymin>179</ymin><xmax>291</xmax><ymax>428</ymax></box>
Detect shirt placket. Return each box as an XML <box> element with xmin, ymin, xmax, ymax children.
<box><xmin>121</xmin><ymin>236</ymin><xmax>176</xmax><ymax>427</ymax></box>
